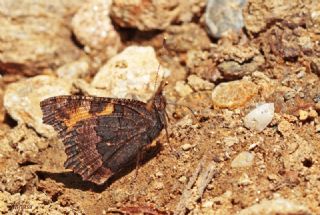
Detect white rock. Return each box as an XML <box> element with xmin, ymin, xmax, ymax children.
<box><xmin>91</xmin><ymin>46</ymin><xmax>171</xmax><ymax>102</ymax></box>
<box><xmin>231</xmin><ymin>151</ymin><xmax>254</xmax><ymax>168</ymax></box>
<box><xmin>181</xmin><ymin>143</ymin><xmax>193</xmax><ymax>151</ymax></box>
<box><xmin>72</xmin><ymin>0</ymin><xmax>121</xmax><ymax>53</ymax></box>
<box><xmin>56</xmin><ymin>58</ymin><xmax>90</xmax><ymax>79</ymax></box>
<box><xmin>4</xmin><ymin>75</ymin><xmax>72</xmax><ymax>138</ymax></box>
<box><xmin>244</xmin><ymin>103</ymin><xmax>274</xmax><ymax>132</ymax></box>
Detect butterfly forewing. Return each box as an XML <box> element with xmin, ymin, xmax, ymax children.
<box><xmin>40</xmin><ymin>95</ymin><xmax>165</xmax><ymax>185</ymax></box>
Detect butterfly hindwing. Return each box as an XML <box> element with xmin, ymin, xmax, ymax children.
<box><xmin>40</xmin><ymin>95</ymin><xmax>162</xmax><ymax>185</ymax></box>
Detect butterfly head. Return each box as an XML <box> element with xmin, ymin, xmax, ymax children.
<box><xmin>146</xmin><ymin>80</ymin><xmax>168</xmax><ymax>112</ymax></box>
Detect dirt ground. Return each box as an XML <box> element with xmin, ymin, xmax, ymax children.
<box><xmin>0</xmin><ymin>0</ymin><xmax>320</xmax><ymax>215</ymax></box>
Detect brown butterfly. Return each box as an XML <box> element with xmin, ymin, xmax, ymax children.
<box><xmin>40</xmin><ymin>81</ymin><xmax>167</xmax><ymax>185</ymax></box>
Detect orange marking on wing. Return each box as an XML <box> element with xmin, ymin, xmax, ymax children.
<box><xmin>97</xmin><ymin>103</ymin><xmax>114</xmax><ymax>116</ymax></box>
<box><xmin>64</xmin><ymin>103</ymin><xmax>114</xmax><ymax>129</ymax></box>
<box><xmin>64</xmin><ymin>107</ymin><xmax>93</xmax><ymax>129</ymax></box>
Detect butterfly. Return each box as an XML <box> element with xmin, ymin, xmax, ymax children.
<box><xmin>40</xmin><ymin>81</ymin><xmax>167</xmax><ymax>185</ymax></box>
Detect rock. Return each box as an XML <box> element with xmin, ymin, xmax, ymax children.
<box><xmin>56</xmin><ymin>57</ymin><xmax>90</xmax><ymax>79</ymax></box>
<box><xmin>178</xmin><ymin>176</ymin><xmax>187</xmax><ymax>183</ymax></box>
<box><xmin>231</xmin><ymin>151</ymin><xmax>255</xmax><ymax>168</ymax></box>
<box><xmin>212</xmin><ymin>80</ymin><xmax>258</xmax><ymax>109</ymax></box>
<box><xmin>244</xmin><ymin>103</ymin><xmax>275</xmax><ymax>132</ymax></box>
<box><xmin>217</xmin><ymin>56</ymin><xmax>265</xmax><ymax>80</ymax></box>
<box><xmin>164</xmin><ymin>23</ymin><xmax>211</xmax><ymax>52</ymax></box>
<box><xmin>237</xmin><ymin>173</ymin><xmax>252</xmax><ymax>186</ymax></box>
<box><xmin>297</xmin><ymin>109</ymin><xmax>317</xmax><ymax>121</ymax></box>
<box><xmin>187</xmin><ymin>75</ymin><xmax>214</xmax><ymax>91</ymax></box>
<box><xmin>153</xmin><ymin>181</ymin><xmax>164</xmax><ymax>190</ymax></box>
<box><xmin>0</xmin><ymin>192</ymin><xmax>9</xmax><ymax>214</ymax></box>
<box><xmin>0</xmin><ymin>0</ymin><xmax>85</xmax><ymax>18</ymax></box>
<box><xmin>0</xmin><ymin>166</ymin><xmax>36</xmax><ymax>194</ymax></box>
<box><xmin>202</xmin><ymin>200</ymin><xmax>214</xmax><ymax>208</ymax></box>
<box><xmin>238</xmin><ymin>198</ymin><xmax>312</xmax><ymax>215</ymax></box>
<box><xmin>205</xmin><ymin>0</ymin><xmax>247</xmax><ymax>37</ymax></box>
<box><xmin>110</xmin><ymin>0</ymin><xmax>180</xmax><ymax>30</ymax></box>
<box><xmin>0</xmin><ymin>1</ymin><xmax>82</xmax><ymax>76</ymax></box>
<box><xmin>0</xmin><ymin>124</ymin><xmax>49</xmax><ymax>161</ymax></box>
<box><xmin>72</xmin><ymin>0</ymin><xmax>121</xmax><ymax>60</ymax></box>
<box><xmin>308</xmin><ymin>109</ymin><xmax>318</xmax><ymax>119</ymax></box>
<box><xmin>4</xmin><ymin>75</ymin><xmax>72</xmax><ymax>137</ymax></box>
<box><xmin>181</xmin><ymin>143</ymin><xmax>193</xmax><ymax>151</ymax></box>
<box><xmin>215</xmin><ymin>43</ymin><xmax>264</xmax><ymax>80</ymax></box>
<box><xmin>175</xmin><ymin>0</ymin><xmax>206</xmax><ymax>23</ymax></box>
<box><xmin>174</xmin><ymin>81</ymin><xmax>194</xmax><ymax>98</ymax></box>
<box><xmin>91</xmin><ymin>46</ymin><xmax>170</xmax><ymax>102</ymax></box>
<box><xmin>278</xmin><ymin>120</ymin><xmax>293</xmax><ymax>137</ymax></box>
<box><xmin>299</xmin><ymin>110</ymin><xmax>309</xmax><ymax>121</ymax></box>
<box><xmin>223</xmin><ymin>136</ymin><xmax>239</xmax><ymax>147</ymax></box>
<box><xmin>243</xmin><ymin>0</ymin><xmax>317</xmax><ymax>34</ymax></box>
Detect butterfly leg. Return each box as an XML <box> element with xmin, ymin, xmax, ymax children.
<box><xmin>164</xmin><ymin>112</ymin><xmax>180</xmax><ymax>158</ymax></box>
<box><xmin>129</xmin><ymin>147</ymin><xmax>143</xmax><ymax>202</ymax></box>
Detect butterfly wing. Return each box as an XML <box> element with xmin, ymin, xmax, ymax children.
<box><xmin>40</xmin><ymin>95</ymin><xmax>162</xmax><ymax>185</ymax></box>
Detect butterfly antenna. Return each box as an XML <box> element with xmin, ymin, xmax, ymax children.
<box><xmin>154</xmin><ymin>62</ymin><xmax>161</xmax><ymax>92</ymax></box>
<box><xmin>154</xmin><ymin>37</ymin><xmax>168</xmax><ymax>92</ymax></box>
<box><xmin>166</xmin><ymin>102</ymin><xmax>197</xmax><ymax>118</ymax></box>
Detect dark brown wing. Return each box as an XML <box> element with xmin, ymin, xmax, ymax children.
<box><xmin>40</xmin><ymin>95</ymin><xmax>162</xmax><ymax>185</ymax></box>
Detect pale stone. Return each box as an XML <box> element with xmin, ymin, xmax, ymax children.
<box><xmin>4</xmin><ymin>75</ymin><xmax>72</xmax><ymax>137</ymax></box>
<box><xmin>244</xmin><ymin>103</ymin><xmax>274</xmax><ymax>132</ymax></box>
<box><xmin>72</xmin><ymin>0</ymin><xmax>121</xmax><ymax>58</ymax></box>
<box><xmin>231</xmin><ymin>151</ymin><xmax>255</xmax><ymax>168</ymax></box>
<box><xmin>91</xmin><ymin>46</ymin><xmax>170</xmax><ymax>102</ymax></box>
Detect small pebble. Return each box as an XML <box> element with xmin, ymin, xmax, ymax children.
<box><xmin>231</xmin><ymin>151</ymin><xmax>255</xmax><ymax>168</ymax></box>
<box><xmin>278</xmin><ymin>120</ymin><xmax>293</xmax><ymax>136</ymax></box>
<box><xmin>212</xmin><ymin>80</ymin><xmax>258</xmax><ymax>109</ymax></box>
<box><xmin>178</xmin><ymin>176</ymin><xmax>187</xmax><ymax>183</ymax></box>
<box><xmin>267</xmin><ymin>174</ymin><xmax>279</xmax><ymax>182</ymax></box>
<box><xmin>155</xmin><ymin>172</ymin><xmax>163</xmax><ymax>178</ymax></box>
<box><xmin>244</xmin><ymin>103</ymin><xmax>274</xmax><ymax>132</ymax></box>
<box><xmin>309</xmin><ymin>109</ymin><xmax>318</xmax><ymax>119</ymax></box>
<box><xmin>154</xmin><ymin>182</ymin><xmax>164</xmax><ymax>190</ymax></box>
<box><xmin>238</xmin><ymin>173</ymin><xmax>252</xmax><ymax>186</ymax></box>
<box><xmin>223</xmin><ymin>136</ymin><xmax>239</xmax><ymax>147</ymax></box>
<box><xmin>296</xmin><ymin>71</ymin><xmax>305</xmax><ymax>79</ymax></box>
<box><xmin>181</xmin><ymin>143</ymin><xmax>193</xmax><ymax>151</ymax></box>
<box><xmin>202</xmin><ymin>200</ymin><xmax>214</xmax><ymax>208</ymax></box>
<box><xmin>299</xmin><ymin>110</ymin><xmax>309</xmax><ymax>121</ymax></box>
<box><xmin>187</xmin><ymin>75</ymin><xmax>214</xmax><ymax>91</ymax></box>
<box><xmin>174</xmin><ymin>81</ymin><xmax>193</xmax><ymax>97</ymax></box>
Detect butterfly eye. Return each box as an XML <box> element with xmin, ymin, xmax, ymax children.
<box><xmin>165</xmin><ymin>81</ymin><xmax>169</xmax><ymax>86</ymax></box>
